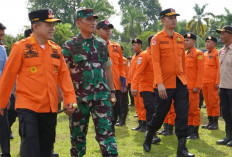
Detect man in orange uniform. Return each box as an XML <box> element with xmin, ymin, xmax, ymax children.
<box><xmin>130</xmin><ymin>38</ymin><xmax>146</xmax><ymax>132</ymax></box>
<box><xmin>143</xmin><ymin>8</ymin><xmax>194</xmax><ymax>157</ymax></box>
<box><xmin>0</xmin><ymin>9</ymin><xmax>77</xmax><ymax>157</ymax></box>
<box><xmin>131</xmin><ymin>35</ymin><xmax>161</xmax><ymax>142</ymax></box>
<box><xmin>96</xmin><ymin>20</ymin><xmax>126</xmax><ymax>128</ymax></box>
<box><xmin>184</xmin><ymin>33</ymin><xmax>204</xmax><ymax>139</ymax></box>
<box><xmin>202</xmin><ymin>36</ymin><xmax>220</xmax><ymax>130</ymax></box>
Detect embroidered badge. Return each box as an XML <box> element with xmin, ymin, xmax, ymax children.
<box><xmin>177</xmin><ymin>36</ymin><xmax>182</xmax><ymax>41</ymax></box>
<box><xmin>152</xmin><ymin>38</ymin><xmax>157</xmax><ymax>45</ymax></box>
<box><xmin>198</xmin><ymin>55</ymin><xmax>203</xmax><ymax>60</ymax></box>
<box><xmin>138</xmin><ymin>59</ymin><xmax>142</xmax><ymax>64</ymax></box>
<box><xmin>30</xmin><ymin>66</ymin><xmax>37</xmax><ymax>73</ymax></box>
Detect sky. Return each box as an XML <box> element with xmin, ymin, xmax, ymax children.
<box><xmin>0</xmin><ymin>0</ymin><xmax>231</xmax><ymax>36</ymax></box>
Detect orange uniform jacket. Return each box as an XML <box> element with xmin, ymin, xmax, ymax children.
<box><xmin>123</xmin><ymin>56</ymin><xmax>129</xmax><ymax>86</ymax></box>
<box><xmin>151</xmin><ymin>30</ymin><xmax>187</xmax><ymax>89</ymax></box>
<box><xmin>185</xmin><ymin>47</ymin><xmax>204</xmax><ymax>89</ymax></box>
<box><xmin>0</xmin><ymin>34</ymin><xmax>76</xmax><ymax>113</ymax></box>
<box><xmin>108</xmin><ymin>41</ymin><xmax>125</xmax><ymax>90</ymax></box>
<box><xmin>131</xmin><ymin>47</ymin><xmax>154</xmax><ymax>92</ymax></box>
<box><xmin>202</xmin><ymin>48</ymin><xmax>219</xmax><ymax>84</ymax></box>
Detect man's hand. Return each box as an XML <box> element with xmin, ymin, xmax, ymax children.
<box><xmin>131</xmin><ymin>90</ymin><xmax>138</xmax><ymax>97</ymax></box>
<box><xmin>0</xmin><ymin>108</ymin><xmax>4</xmax><ymax>116</ymax></box>
<box><xmin>215</xmin><ymin>84</ymin><xmax>219</xmax><ymax>90</ymax></box>
<box><xmin>64</xmin><ymin>103</ymin><xmax>77</xmax><ymax>116</ymax></box>
<box><xmin>110</xmin><ymin>93</ymin><xmax>117</xmax><ymax>107</ymax></box>
<box><xmin>157</xmin><ymin>83</ymin><xmax>167</xmax><ymax>99</ymax></box>
<box><xmin>193</xmin><ymin>87</ymin><xmax>199</xmax><ymax>93</ymax></box>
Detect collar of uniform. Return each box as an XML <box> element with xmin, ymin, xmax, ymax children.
<box><xmin>162</xmin><ymin>29</ymin><xmax>177</xmax><ymax>39</ymax></box>
<box><xmin>77</xmin><ymin>33</ymin><xmax>96</xmax><ymax>42</ymax></box>
<box><xmin>146</xmin><ymin>47</ymin><xmax>151</xmax><ymax>54</ymax></box>
<box><xmin>47</xmin><ymin>40</ymin><xmax>57</xmax><ymax>49</ymax></box>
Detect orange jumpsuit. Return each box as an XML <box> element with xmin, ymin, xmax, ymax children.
<box><xmin>130</xmin><ymin>51</ymin><xmax>146</xmax><ymax>121</ymax></box>
<box><xmin>202</xmin><ymin>48</ymin><xmax>220</xmax><ymax>116</ymax></box>
<box><xmin>108</xmin><ymin>41</ymin><xmax>125</xmax><ymax>90</ymax></box>
<box><xmin>0</xmin><ymin>34</ymin><xmax>76</xmax><ymax>112</ymax></box>
<box><xmin>185</xmin><ymin>47</ymin><xmax>204</xmax><ymax>126</ymax></box>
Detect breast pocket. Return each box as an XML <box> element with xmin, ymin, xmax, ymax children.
<box><xmin>160</xmin><ymin>44</ymin><xmax>171</xmax><ymax>56</ymax></box>
<box><xmin>23</xmin><ymin>58</ymin><xmax>42</xmax><ymax>76</ymax></box>
<box><xmin>51</xmin><ymin>58</ymin><xmax>61</xmax><ymax>75</ymax></box>
<box><xmin>186</xmin><ymin>58</ymin><xmax>195</xmax><ymax>68</ymax></box>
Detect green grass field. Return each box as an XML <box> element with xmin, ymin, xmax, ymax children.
<box><xmin>5</xmin><ymin>106</ymin><xmax>232</xmax><ymax>157</ymax></box>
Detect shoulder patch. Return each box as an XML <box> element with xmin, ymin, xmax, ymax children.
<box><xmin>152</xmin><ymin>38</ymin><xmax>157</xmax><ymax>45</ymax></box>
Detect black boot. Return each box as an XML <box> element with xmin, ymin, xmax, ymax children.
<box><xmin>143</xmin><ymin>128</ymin><xmax>154</xmax><ymax>152</ymax></box>
<box><xmin>9</xmin><ymin>131</ymin><xmax>14</xmax><ymax>139</ymax></box>
<box><xmin>51</xmin><ymin>150</ymin><xmax>59</xmax><ymax>157</ymax></box>
<box><xmin>216</xmin><ymin>129</ymin><xmax>232</xmax><ymax>145</ymax></box>
<box><xmin>139</xmin><ymin>121</ymin><xmax>147</xmax><ymax>132</ymax></box>
<box><xmin>202</xmin><ymin>116</ymin><xmax>213</xmax><ymax>129</ymax></box>
<box><xmin>115</xmin><ymin>115</ymin><xmax>122</xmax><ymax>126</ymax></box>
<box><xmin>157</xmin><ymin>123</ymin><xmax>168</xmax><ymax>135</ymax></box>
<box><xmin>187</xmin><ymin>126</ymin><xmax>199</xmax><ymax>139</ymax></box>
<box><xmin>187</xmin><ymin>125</ymin><xmax>193</xmax><ymax>137</ymax></box>
<box><xmin>208</xmin><ymin>117</ymin><xmax>218</xmax><ymax>130</ymax></box>
<box><xmin>227</xmin><ymin>140</ymin><xmax>232</xmax><ymax>147</ymax></box>
<box><xmin>163</xmin><ymin>124</ymin><xmax>174</xmax><ymax>136</ymax></box>
<box><xmin>152</xmin><ymin>133</ymin><xmax>161</xmax><ymax>144</ymax></box>
<box><xmin>119</xmin><ymin>114</ymin><xmax>126</xmax><ymax>126</ymax></box>
<box><xmin>132</xmin><ymin>120</ymin><xmax>141</xmax><ymax>131</ymax></box>
<box><xmin>176</xmin><ymin>138</ymin><xmax>195</xmax><ymax>157</ymax></box>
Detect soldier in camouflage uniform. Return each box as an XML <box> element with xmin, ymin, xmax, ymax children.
<box><xmin>62</xmin><ymin>9</ymin><xmax>118</xmax><ymax>157</ymax></box>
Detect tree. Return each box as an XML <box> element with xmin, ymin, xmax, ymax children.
<box><xmin>27</xmin><ymin>0</ymin><xmax>115</xmax><ymax>26</ymax></box>
<box><xmin>137</xmin><ymin>31</ymin><xmax>156</xmax><ymax>50</ymax></box>
<box><xmin>187</xmin><ymin>3</ymin><xmax>214</xmax><ymax>48</ymax></box>
<box><xmin>53</xmin><ymin>23</ymin><xmax>75</xmax><ymax>47</ymax></box>
<box><xmin>118</xmin><ymin>0</ymin><xmax>162</xmax><ymax>32</ymax></box>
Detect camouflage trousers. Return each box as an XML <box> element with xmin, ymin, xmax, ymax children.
<box><xmin>69</xmin><ymin>100</ymin><xmax>118</xmax><ymax>157</ymax></box>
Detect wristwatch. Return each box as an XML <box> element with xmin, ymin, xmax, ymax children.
<box><xmin>111</xmin><ymin>90</ymin><xmax>116</xmax><ymax>94</ymax></box>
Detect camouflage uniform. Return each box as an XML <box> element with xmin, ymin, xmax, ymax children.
<box><xmin>62</xmin><ymin>32</ymin><xmax>118</xmax><ymax>157</ymax></box>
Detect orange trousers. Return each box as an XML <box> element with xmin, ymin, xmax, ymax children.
<box><xmin>202</xmin><ymin>83</ymin><xmax>220</xmax><ymax>116</ymax></box>
<box><xmin>134</xmin><ymin>93</ymin><xmax>146</xmax><ymax>121</ymax></box>
<box><xmin>164</xmin><ymin>102</ymin><xmax>176</xmax><ymax>125</ymax></box>
<box><xmin>188</xmin><ymin>90</ymin><xmax>201</xmax><ymax>126</ymax></box>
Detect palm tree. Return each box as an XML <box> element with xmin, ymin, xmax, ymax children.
<box><xmin>187</xmin><ymin>3</ymin><xmax>214</xmax><ymax>48</ymax></box>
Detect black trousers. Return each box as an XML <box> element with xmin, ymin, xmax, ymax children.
<box><xmin>17</xmin><ymin>109</ymin><xmax>57</xmax><ymax>157</ymax></box>
<box><xmin>0</xmin><ymin>109</ymin><xmax>10</xmax><ymax>157</ymax></box>
<box><xmin>219</xmin><ymin>88</ymin><xmax>232</xmax><ymax>131</ymax></box>
<box><xmin>112</xmin><ymin>90</ymin><xmax>121</xmax><ymax>126</ymax></box>
<box><xmin>127</xmin><ymin>83</ymin><xmax>134</xmax><ymax>105</ymax></box>
<box><xmin>140</xmin><ymin>91</ymin><xmax>156</xmax><ymax>124</ymax></box>
<box><xmin>120</xmin><ymin>90</ymin><xmax>129</xmax><ymax>116</ymax></box>
<box><xmin>149</xmin><ymin>77</ymin><xmax>189</xmax><ymax>139</ymax></box>
<box><xmin>199</xmin><ymin>90</ymin><xmax>204</xmax><ymax>109</ymax></box>
<box><xmin>8</xmin><ymin>94</ymin><xmax>17</xmax><ymax>130</ymax></box>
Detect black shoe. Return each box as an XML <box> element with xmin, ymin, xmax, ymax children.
<box><xmin>216</xmin><ymin>137</ymin><xmax>232</xmax><ymax>145</ymax></box>
<box><xmin>143</xmin><ymin>131</ymin><xmax>154</xmax><ymax>152</ymax></box>
<box><xmin>187</xmin><ymin>125</ymin><xmax>193</xmax><ymax>136</ymax></box>
<box><xmin>139</xmin><ymin>121</ymin><xmax>147</xmax><ymax>132</ymax></box>
<box><xmin>162</xmin><ymin>124</ymin><xmax>174</xmax><ymax>136</ymax></box>
<box><xmin>177</xmin><ymin>138</ymin><xmax>195</xmax><ymax>157</ymax></box>
<box><xmin>9</xmin><ymin>132</ymin><xmax>14</xmax><ymax>139</ymax></box>
<box><xmin>202</xmin><ymin>116</ymin><xmax>213</xmax><ymax>129</ymax></box>
<box><xmin>208</xmin><ymin>117</ymin><xmax>218</xmax><ymax>130</ymax></box>
<box><xmin>132</xmin><ymin>120</ymin><xmax>141</xmax><ymax>131</ymax></box>
<box><xmin>157</xmin><ymin>123</ymin><xmax>168</xmax><ymax>135</ymax></box>
<box><xmin>187</xmin><ymin>126</ymin><xmax>199</xmax><ymax>140</ymax></box>
<box><xmin>227</xmin><ymin>140</ymin><xmax>232</xmax><ymax>147</ymax></box>
<box><xmin>51</xmin><ymin>150</ymin><xmax>59</xmax><ymax>157</ymax></box>
<box><xmin>134</xmin><ymin>115</ymin><xmax>138</xmax><ymax>117</ymax></box>
<box><xmin>152</xmin><ymin>134</ymin><xmax>161</xmax><ymax>144</ymax></box>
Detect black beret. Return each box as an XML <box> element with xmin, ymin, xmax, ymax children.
<box><xmin>29</xmin><ymin>9</ymin><xmax>61</xmax><ymax>23</ymax></box>
<box><xmin>97</xmin><ymin>20</ymin><xmax>114</xmax><ymax>29</ymax></box>
<box><xmin>132</xmin><ymin>38</ymin><xmax>142</xmax><ymax>44</ymax></box>
<box><xmin>205</xmin><ymin>36</ymin><xmax>217</xmax><ymax>43</ymax></box>
<box><xmin>184</xmin><ymin>33</ymin><xmax>197</xmax><ymax>40</ymax></box>
<box><xmin>160</xmin><ymin>8</ymin><xmax>180</xmax><ymax>19</ymax></box>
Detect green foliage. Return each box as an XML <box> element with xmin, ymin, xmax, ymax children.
<box><xmin>3</xmin><ymin>34</ymin><xmax>24</xmax><ymax>55</ymax></box>
<box><xmin>137</xmin><ymin>30</ymin><xmax>156</xmax><ymax>50</ymax></box>
<box><xmin>187</xmin><ymin>3</ymin><xmax>214</xmax><ymax>48</ymax></box>
<box><xmin>175</xmin><ymin>20</ymin><xmax>188</xmax><ymax>36</ymax></box>
<box><xmin>53</xmin><ymin>23</ymin><xmax>75</xmax><ymax>47</ymax></box>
